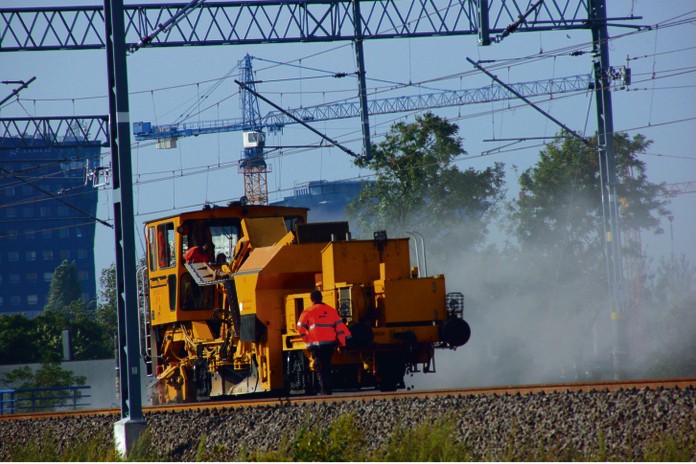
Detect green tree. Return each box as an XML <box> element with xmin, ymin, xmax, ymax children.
<box><xmin>0</xmin><ymin>263</ymin><xmax>115</xmax><ymax>365</ymax></box>
<box><xmin>0</xmin><ymin>362</ymin><xmax>86</xmax><ymax>412</ymax></box>
<box><xmin>33</xmin><ymin>306</ymin><xmax>112</xmax><ymax>362</ymax></box>
<box><xmin>2</xmin><ymin>362</ymin><xmax>86</xmax><ymax>389</ymax></box>
<box><xmin>348</xmin><ymin>112</ymin><xmax>505</xmax><ymax>260</ymax></box>
<box><xmin>0</xmin><ymin>314</ymin><xmax>40</xmax><ymax>364</ymax></box>
<box><xmin>44</xmin><ymin>260</ymin><xmax>84</xmax><ymax>316</ymax></box>
<box><xmin>510</xmin><ymin>132</ymin><xmax>670</xmax><ymax>266</ymax></box>
<box><xmin>96</xmin><ymin>264</ymin><xmax>118</xmax><ymax>353</ymax></box>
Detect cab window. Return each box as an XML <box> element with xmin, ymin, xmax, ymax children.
<box><xmin>147</xmin><ymin>226</ymin><xmax>158</xmax><ymax>271</ymax></box>
<box><xmin>157</xmin><ymin>223</ymin><xmax>175</xmax><ymax>269</ymax></box>
<box><xmin>209</xmin><ymin>223</ymin><xmax>240</xmax><ymax>264</ymax></box>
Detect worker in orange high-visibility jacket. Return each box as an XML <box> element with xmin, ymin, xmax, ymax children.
<box><xmin>297</xmin><ymin>289</ymin><xmax>351</xmax><ymax>395</ymax></box>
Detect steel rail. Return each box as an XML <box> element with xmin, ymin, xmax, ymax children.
<box><xmin>2</xmin><ymin>377</ymin><xmax>694</xmax><ymax>421</ymax></box>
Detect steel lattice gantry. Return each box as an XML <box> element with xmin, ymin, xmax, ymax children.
<box><xmin>0</xmin><ymin>116</ymin><xmax>110</xmax><ymax>148</ymax></box>
<box><xmin>0</xmin><ymin>0</ymin><xmax>594</xmax><ymax>52</ymax></box>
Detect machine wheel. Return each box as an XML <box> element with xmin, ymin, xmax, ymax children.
<box><xmin>377</xmin><ymin>353</ymin><xmax>406</xmax><ymax>392</ymax></box>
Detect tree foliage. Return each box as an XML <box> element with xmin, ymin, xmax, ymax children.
<box><xmin>0</xmin><ymin>363</ymin><xmax>87</xmax><ymax>412</ymax></box>
<box><xmin>0</xmin><ymin>362</ymin><xmax>86</xmax><ymax>390</ymax></box>
<box><xmin>44</xmin><ymin>260</ymin><xmax>84</xmax><ymax>316</ymax></box>
<box><xmin>0</xmin><ymin>261</ymin><xmax>115</xmax><ymax>365</ymax></box>
<box><xmin>510</xmin><ymin>132</ymin><xmax>670</xmax><ymax>262</ymax></box>
<box><xmin>0</xmin><ymin>315</ymin><xmax>41</xmax><ymax>364</ymax></box>
<box><xmin>96</xmin><ymin>264</ymin><xmax>118</xmax><ymax>353</ymax></box>
<box><xmin>347</xmin><ymin>112</ymin><xmax>505</xmax><ymax>258</ymax></box>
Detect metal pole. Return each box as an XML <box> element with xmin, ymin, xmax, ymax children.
<box><xmin>105</xmin><ymin>0</ymin><xmax>146</xmax><ymax>455</ymax></box>
<box><xmin>477</xmin><ymin>0</ymin><xmax>491</xmax><ymax>46</ymax></box>
<box><xmin>590</xmin><ymin>0</ymin><xmax>627</xmax><ymax>379</ymax></box>
<box><xmin>352</xmin><ymin>0</ymin><xmax>372</xmax><ymax>160</ymax></box>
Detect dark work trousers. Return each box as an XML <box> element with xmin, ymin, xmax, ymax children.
<box><xmin>310</xmin><ymin>344</ymin><xmax>336</xmax><ymax>395</ymax></box>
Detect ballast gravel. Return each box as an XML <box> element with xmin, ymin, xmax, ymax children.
<box><xmin>0</xmin><ymin>386</ymin><xmax>694</xmax><ymax>461</ymax></box>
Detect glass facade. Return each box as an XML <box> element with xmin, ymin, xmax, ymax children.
<box><xmin>0</xmin><ymin>137</ymin><xmax>101</xmax><ymax>318</ymax></box>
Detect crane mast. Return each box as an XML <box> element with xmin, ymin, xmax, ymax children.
<box><xmin>238</xmin><ymin>54</ymin><xmax>269</xmax><ymax>205</ymax></box>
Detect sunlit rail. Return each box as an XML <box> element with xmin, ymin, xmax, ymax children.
<box><xmin>2</xmin><ymin>377</ymin><xmax>693</xmax><ymax>421</ymax></box>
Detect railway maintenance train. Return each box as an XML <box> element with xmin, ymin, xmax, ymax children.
<box><xmin>138</xmin><ymin>201</ymin><xmax>471</xmax><ymax>404</ymax></box>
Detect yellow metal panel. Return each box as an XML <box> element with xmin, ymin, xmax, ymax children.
<box><xmin>191</xmin><ymin>321</ymin><xmax>214</xmax><ymax>340</ymax></box>
<box><xmin>382</xmin><ymin>277</ymin><xmax>447</xmax><ymax>324</ymax></box>
<box><xmin>285</xmin><ymin>293</ymin><xmax>309</xmax><ymax>335</ymax></box>
<box><xmin>241</xmin><ymin>217</ymin><xmax>288</xmax><ymax>247</ymax></box>
<box><xmin>322</xmin><ymin>239</ymin><xmax>411</xmax><ymax>290</ymax></box>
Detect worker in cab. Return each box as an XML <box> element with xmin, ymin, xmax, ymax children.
<box><xmin>297</xmin><ymin>290</ymin><xmax>351</xmax><ymax>395</ymax></box>
<box><xmin>184</xmin><ymin>242</ymin><xmax>212</xmax><ymax>264</ymax></box>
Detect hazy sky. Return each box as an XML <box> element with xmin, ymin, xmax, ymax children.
<box><xmin>2</xmin><ymin>0</ymin><xmax>694</xmax><ymax>277</ymax></box>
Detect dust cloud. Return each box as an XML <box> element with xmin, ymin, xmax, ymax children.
<box><xmin>407</xmin><ymin>242</ymin><xmax>696</xmax><ymax>390</ymax></box>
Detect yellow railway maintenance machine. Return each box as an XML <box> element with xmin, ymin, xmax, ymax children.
<box><xmin>138</xmin><ymin>202</ymin><xmax>470</xmax><ymax>403</ymax></box>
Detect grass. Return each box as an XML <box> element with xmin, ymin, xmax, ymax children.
<box><xmin>8</xmin><ymin>429</ymin><xmax>120</xmax><ymax>462</ymax></box>
<box><xmin>7</xmin><ymin>411</ymin><xmax>696</xmax><ymax>461</ymax></box>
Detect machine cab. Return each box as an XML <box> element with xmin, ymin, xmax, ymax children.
<box><xmin>144</xmin><ymin>205</ymin><xmax>308</xmax><ymax>327</ymax></box>
<box><xmin>144</xmin><ymin>214</ymin><xmax>242</xmax><ymax>325</ymax></box>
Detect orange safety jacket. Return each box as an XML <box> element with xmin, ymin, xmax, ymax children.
<box><xmin>184</xmin><ymin>246</ymin><xmax>209</xmax><ymax>264</ymax></box>
<box><xmin>297</xmin><ymin>303</ymin><xmax>351</xmax><ymax>348</ymax></box>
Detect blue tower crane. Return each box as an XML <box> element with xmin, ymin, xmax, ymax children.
<box><xmin>131</xmin><ymin>57</ymin><xmax>610</xmax><ymax>206</ymax></box>
<box><xmin>238</xmin><ymin>54</ymin><xmax>269</xmax><ymax>205</ymax></box>
<box><xmin>133</xmin><ymin>70</ymin><xmax>596</xmax><ymax>144</ymax></box>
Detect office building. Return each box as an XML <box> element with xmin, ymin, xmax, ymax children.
<box><xmin>0</xmin><ymin>137</ymin><xmax>101</xmax><ymax>317</ymax></box>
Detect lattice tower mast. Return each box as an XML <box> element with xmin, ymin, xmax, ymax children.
<box><xmin>238</xmin><ymin>54</ymin><xmax>269</xmax><ymax>205</ymax></box>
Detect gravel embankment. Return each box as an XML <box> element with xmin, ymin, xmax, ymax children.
<box><xmin>1</xmin><ymin>387</ymin><xmax>694</xmax><ymax>460</ymax></box>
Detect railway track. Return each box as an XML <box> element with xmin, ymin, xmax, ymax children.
<box><xmin>2</xmin><ymin>377</ymin><xmax>694</xmax><ymax>421</ymax></box>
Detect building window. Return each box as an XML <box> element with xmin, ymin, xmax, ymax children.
<box><xmin>79</xmin><ymin>271</ymin><xmax>89</xmax><ymax>282</ymax></box>
<box><xmin>9</xmin><ymin>274</ymin><xmax>20</xmax><ymax>283</ymax></box>
<box><xmin>5</xmin><ymin>186</ymin><xmax>15</xmax><ymax>197</ymax></box>
<box><xmin>43</xmin><ymin>272</ymin><xmax>53</xmax><ymax>282</ymax></box>
<box><xmin>7</xmin><ymin>230</ymin><xmax>17</xmax><ymax>240</ymax></box>
<box><xmin>26</xmin><ymin>273</ymin><xmax>38</xmax><ymax>282</ymax></box>
<box><xmin>42</xmin><ymin>250</ymin><xmax>54</xmax><ymax>260</ymax></box>
<box><xmin>21</xmin><ymin>185</ymin><xmax>32</xmax><ymax>195</ymax></box>
<box><xmin>25</xmin><ymin>251</ymin><xmax>37</xmax><ymax>261</ymax></box>
<box><xmin>8</xmin><ymin>252</ymin><xmax>19</xmax><ymax>262</ymax></box>
<box><xmin>6</xmin><ymin>207</ymin><xmax>17</xmax><ymax>218</ymax></box>
<box><xmin>40</xmin><ymin>206</ymin><xmax>51</xmax><ymax>217</ymax></box>
<box><xmin>27</xmin><ymin>295</ymin><xmax>38</xmax><ymax>306</ymax></box>
<box><xmin>77</xmin><ymin>249</ymin><xmax>88</xmax><ymax>260</ymax></box>
<box><xmin>10</xmin><ymin>296</ymin><xmax>21</xmax><ymax>306</ymax></box>
<box><xmin>57</xmin><ymin>206</ymin><xmax>69</xmax><ymax>217</ymax></box>
<box><xmin>41</xmin><ymin>229</ymin><xmax>52</xmax><ymax>239</ymax></box>
<box><xmin>22</xmin><ymin>207</ymin><xmax>34</xmax><ymax>218</ymax></box>
<box><xmin>58</xmin><ymin>228</ymin><xmax>70</xmax><ymax>238</ymax></box>
<box><xmin>60</xmin><ymin>250</ymin><xmax>70</xmax><ymax>260</ymax></box>
<box><xmin>25</xmin><ymin>230</ymin><xmax>36</xmax><ymax>239</ymax></box>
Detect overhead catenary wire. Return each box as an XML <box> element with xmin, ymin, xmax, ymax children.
<box><xmin>4</xmin><ymin>7</ymin><xmax>693</xmax><ymax>210</ymax></box>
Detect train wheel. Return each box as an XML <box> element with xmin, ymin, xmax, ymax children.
<box><xmin>377</xmin><ymin>352</ymin><xmax>406</xmax><ymax>392</ymax></box>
